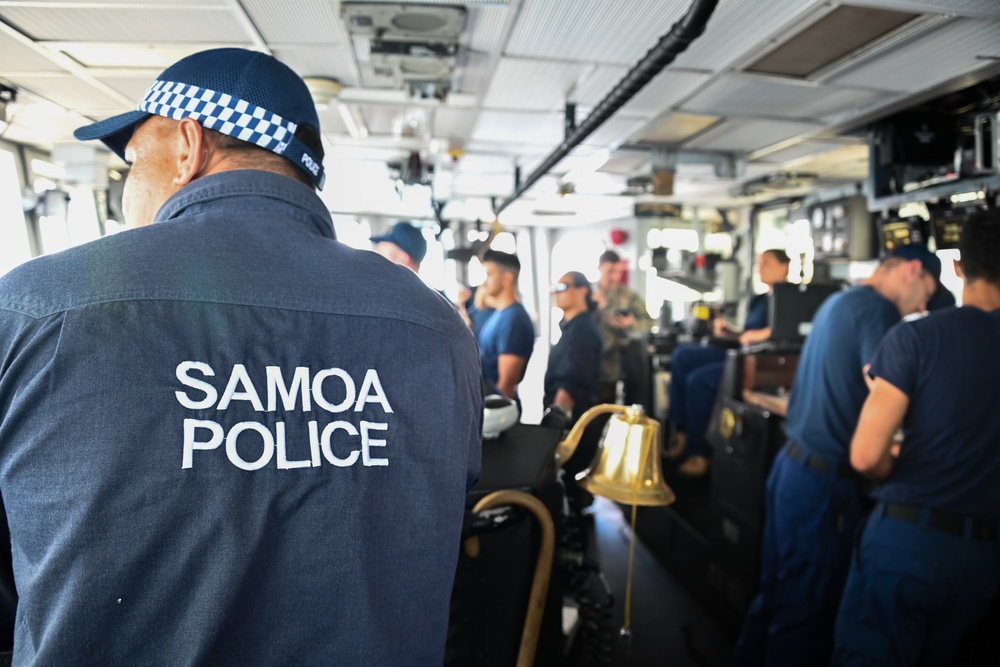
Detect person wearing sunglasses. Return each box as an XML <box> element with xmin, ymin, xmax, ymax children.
<box><xmin>544</xmin><ymin>272</ymin><xmax>603</xmax><ymax>426</ymax></box>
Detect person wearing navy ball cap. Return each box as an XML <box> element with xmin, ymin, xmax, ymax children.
<box><xmin>0</xmin><ymin>48</ymin><xmax>482</xmax><ymax>665</ymax></box>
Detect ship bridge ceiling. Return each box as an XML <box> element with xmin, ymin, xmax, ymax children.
<box><xmin>1</xmin><ymin>0</ymin><xmax>998</xmax><ymax>226</ymax></box>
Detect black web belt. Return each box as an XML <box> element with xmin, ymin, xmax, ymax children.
<box><xmin>786</xmin><ymin>441</ymin><xmax>857</xmax><ymax>479</ymax></box>
<box><xmin>881</xmin><ymin>501</ymin><xmax>998</xmax><ymax>541</ymax></box>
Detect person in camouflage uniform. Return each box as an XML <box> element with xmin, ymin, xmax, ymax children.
<box><xmin>593</xmin><ymin>250</ymin><xmax>654</xmax><ymax>404</ymax></box>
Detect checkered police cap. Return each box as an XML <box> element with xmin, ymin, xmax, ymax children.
<box><xmin>74</xmin><ymin>48</ymin><xmax>325</xmax><ymax>189</ymax></box>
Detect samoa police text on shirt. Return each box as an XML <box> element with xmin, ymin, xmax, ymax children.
<box><xmin>175</xmin><ymin>361</ymin><xmax>394</xmax><ymax>471</ymax></box>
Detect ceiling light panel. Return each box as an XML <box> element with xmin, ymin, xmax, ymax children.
<box><xmin>506</xmin><ymin>0</ymin><xmax>690</xmax><ymax>65</ymax></box>
<box><xmin>483</xmin><ymin>58</ymin><xmax>586</xmax><ymax>111</ymax></box>
<box><xmin>472</xmin><ymin>111</ymin><xmax>563</xmax><ymax>146</ymax></box>
<box><xmin>55</xmin><ymin>43</ymin><xmax>212</xmax><ymax>70</ymax></box>
<box><xmin>828</xmin><ymin>17</ymin><xmax>1000</xmax><ymax>93</ymax></box>
<box><xmin>753</xmin><ymin>140</ymin><xmax>854</xmax><ymax>164</ymax></box>
<box><xmin>243</xmin><ymin>0</ymin><xmax>350</xmax><ymax>45</ymax></box>
<box><xmin>273</xmin><ymin>46</ymin><xmax>360</xmax><ymax>87</ymax></box>
<box><xmin>12</xmin><ymin>74</ymin><xmax>124</xmax><ymax>115</ymax></box>
<box><xmin>673</xmin><ymin>0</ymin><xmax>830</xmax><ymax>72</ymax></box>
<box><xmin>685</xmin><ymin>118</ymin><xmax>824</xmax><ymax>152</ymax></box>
<box><xmin>859</xmin><ymin>0</ymin><xmax>1000</xmax><ymax>19</ymax></box>
<box><xmin>639</xmin><ymin>112</ymin><xmax>721</xmax><ymax>143</ymax></box>
<box><xmin>0</xmin><ymin>7</ymin><xmax>249</xmax><ymax>43</ymax></box>
<box><xmin>684</xmin><ymin>74</ymin><xmax>887</xmax><ymax>120</ymax></box>
<box><xmin>745</xmin><ymin>5</ymin><xmax>918</xmax><ymax>78</ymax></box>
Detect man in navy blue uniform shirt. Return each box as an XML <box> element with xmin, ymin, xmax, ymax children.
<box><xmin>666</xmin><ymin>249</ymin><xmax>789</xmax><ymax>476</ymax></box>
<box><xmin>833</xmin><ymin>210</ymin><xmax>1000</xmax><ymax>666</ymax></box>
<box><xmin>544</xmin><ymin>271</ymin><xmax>603</xmax><ymax>424</ymax></box>
<box><xmin>733</xmin><ymin>243</ymin><xmax>940</xmax><ymax>667</ymax></box>
<box><xmin>478</xmin><ymin>250</ymin><xmax>535</xmax><ymax>403</ymax></box>
<box><xmin>0</xmin><ymin>48</ymin><xmax>482</xmax><ymax>665</ymax></box>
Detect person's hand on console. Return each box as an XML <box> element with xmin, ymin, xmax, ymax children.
<box><xmin>713</xmin><ymin>318</ymin><xmax>734</xmax><ymax>338</ymax></box>
<box><xmin>738</xmin><ymin>327</ymin><xmax>771</xmax><ymax>347</ymax></box>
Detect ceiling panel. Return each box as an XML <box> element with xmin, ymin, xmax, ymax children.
<box><xmin>685</xmin><ymin>118</ymin><xmax>825</xmax><ymax>152</ymax></box>
<box><xmin>434</xmin><ymin>108</ymin><xmax>478</xmax><ymax>141</ymax></box>
<box><xmin>0</xmin><ymin>33</ymin><xmax>63</xmax><ymax>73</ymax></box>
<box><xmin>683</xmin><ymin>74</ymin><xmax>887</xmax><ymax>120</ymax></box>
<box><xmin>96</xmin><ymin>76</ymin><xmax>158</xmax><ymax>103</ymax></box>
<box><xmin>472</xmin><ymin>110</ymin><xmax>563</xmax><ymax>145</ymax></box>
<box><xmin>674</xmin><ymin>0</ymin><xmax>819</xmax><ymax>71</ymax></box>
<box><xmin>11</xmin><ymin>74</ymin><xmax>126</xmax><ymax>113</ymax></box>
<box><xmin>567</xmin><ymin>65</ymin><xmax>627</xmax><ymax>106</ymax></box>
<box><xmin>457</xmin><ymin>153</ymin><xmax>517</xmax><ymax>174</ymax></box>
<box><xmin>621</xmin><ymin>69</ymin><xmax>712</xmax><ymax>115</ymax></box>
<box><xmin>600</xmin><ymin>150</ymin><xmax>651</xmax><ymax>175</ymax></box>
<box><xmin>317</xmin><ymin>105</ymin><xmax>350</xmax><ymax>135</ymax></box>
<box><xmin>455</xmin><ymin>50</ymin><xmax>493</xmax><ymax>95</ymax></box>
<box><xmin>482</xmin><ymin>58</ymin><xmax>586</xmax><ymax>111</ymax></box>
<box><xmin>854</xmin><ymin>0</ymin><xmax>1000</xmax><ymax>19</ymax></box>
<box><xmin>828</xmin><ymin>18</ymin><xmax>1000</xmax><ymax>92</ymax></box>
<box><xmin>0</xmin><ymin>7</ymin><xmax>249</xmax><ymax>43</ymax></box>
<box><xmin>506</xmin><ymin>0</ymin><xmax>690</xmax><ymax>65</ymax></box>
<box><xmin>272</xmin><ymin>45</ymin><xmax>360</xmax><ymax>86</ymax></box>
<box><xmin>56</xmin><ymin>43</ymin><xmax>212</xmax><ymax>70</ymax></box>
<box><xmin>581</xmin><ymin>113</ymin><xmax>648</xmax><ymax>149</ymax></box>
<box><xmin>359</xmin><ymin>105</ymin><xmax>404</xmax><ymax>135</ymax></box>
<box><xmin>243</xmin><ymin>0</ymin><xmax>349</xmax><ymax>45</ymax></box>
<box><xmin>465</xmin><ymin>5</ymin><xmax>511</xmax><ymax>54</ymax></box>
<box><xmin>451</xmin><ymin>172</ymin><xmax>514</xmax><ymax>197</ymax></box>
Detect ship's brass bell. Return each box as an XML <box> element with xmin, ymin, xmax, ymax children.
<box><xmin>556</xmin><ymin>404</ymin><xmax>675</xmax><ymax>507</ymax></box>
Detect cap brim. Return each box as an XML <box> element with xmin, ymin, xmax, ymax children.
<box><xmin>73</xmin><ymin>110</ymin><xmax>150</xmax><ymax>161</ymax></box>
<box><xmin>369</xmin><ymin>235</ymin><xmax>391</xmax><ymax>244</ymax></box>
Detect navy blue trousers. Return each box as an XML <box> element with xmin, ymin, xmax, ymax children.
<box><xmin>668</xmin><ymin>344</ymin><xmax>726</xmax><ymax>459</ymax></box>
<box><xmin>832</xmin><ymin>507</ymin><xmax>1000</xmax><ymax>667</ymax></box>
<box><xmin>732</xmin><ymin>445</ymin><xmax>864</xmax><ymax>667</ymax></box>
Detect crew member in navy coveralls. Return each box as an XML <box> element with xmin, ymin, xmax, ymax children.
<box><xmin>544</xmin><ymin>271</ymin><xmax>603</xmax><ymax>424</ymax></box>
<box><xmin>478</xmin><ymin>250</ymin><xmax>535</xmax><ymax>404</ymax></box>
<box><xmin>666</xmin><ymin>249</ymin><xmax>790</xmax><ymax>476</ymax></box>
<box><xmin>833</xmin><ymin>209</ymin><xmax>1000</xmax><ymax>667</ymax></box>
<box><xmin>732</xmin><ymin>243</ymin><xmax>940</xmax><ymax>667</ymax></box>
<box><xmin>0</xmin><ymin>48</ymin><xmax>482</xmax><ymax>666</ymax></box>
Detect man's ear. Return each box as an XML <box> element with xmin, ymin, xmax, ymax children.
<box><xmin>173</xmin><ymin>118</ymin><xmax>208</xmax><ymax>186</ymax></box>
<box><xmin>954</xmin><ymin>258</ymin><xmax>965</xmax><ymax>280</ymax></box>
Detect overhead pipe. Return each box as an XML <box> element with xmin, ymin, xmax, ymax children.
<box><xmin>493</xmin><ymin>0</ymin><xmax>719</xmax><ymax>215</ymax></box>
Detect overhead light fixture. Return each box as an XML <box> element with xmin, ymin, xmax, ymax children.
<box><xmin>303</xmin><ymin>77</ymin><xmax>344</xmax><ymax>110</ymax></box>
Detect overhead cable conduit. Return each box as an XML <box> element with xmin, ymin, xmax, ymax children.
<box><xmin>493</xmin><ymin>0</ymin><xmax>719</xmax><ymax>215</ymax></box>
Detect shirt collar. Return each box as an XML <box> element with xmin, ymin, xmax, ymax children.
<box><xmin>154</xmin><ymin>169</ymin><xmax>335</xmax><ymax>239</ymax></box>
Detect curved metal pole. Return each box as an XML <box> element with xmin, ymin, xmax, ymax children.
<box><xmin>554</xmin><ymin>403</ymin><xmax>627</xmax><ymax>468</ymax></box>
<box><xmin>466</xmin><ymin>490</ymin><xmax>555</xmax><ymax>667</ymax></box>
<box><xmin>493</xmin><ymin>0</ymin><xmax>719</xmax><ymax>215</ymax></box>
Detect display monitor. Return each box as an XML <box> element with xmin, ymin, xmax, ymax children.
<box><xmin>768</xmin><ymin>282</ymin><xmax>844</xmax><ymax>346</ymax></box>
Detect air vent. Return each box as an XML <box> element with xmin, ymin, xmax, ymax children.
<box><xmin>343</xmin><ymin>2</ymin><xmax>466</xmax><ymax>99</ymax></box>
<box><xmin>746</xmin><ymin>5</ymin><xmax>919</xmax><ymax>79</ymax></box>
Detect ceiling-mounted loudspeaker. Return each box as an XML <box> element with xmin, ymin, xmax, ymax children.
<box><xmin>653</xmin><ymin>170</ymin><xmax>674</xmax><ymax>196</ymax></box>
<box><xmin>341</xmin><ymin>3</ymin><xmax>467</xmax><ymax>41</ymax></box>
